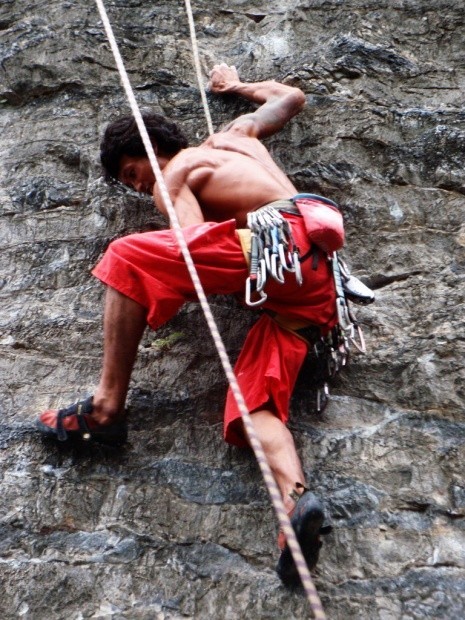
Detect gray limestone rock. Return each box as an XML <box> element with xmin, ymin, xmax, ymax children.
<box><xmin>1</xmin><ymin>0</ymin><xmax>464</xmax><ymax>618</ymax></box>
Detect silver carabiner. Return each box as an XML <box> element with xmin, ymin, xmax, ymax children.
<box><xmin>336</xmin><ymin>297</ymin><xmax>354</xmax><ymax>335</ymax></box>
<box><xmin>271</xmin><ymin>253</ymin><xmax>285</xmax><ymax>283</ymax></box>
<box><xmin>256</xmin><ymin>258</ymin><xmax>268</xmax><ymax>292</ymax></box>
<box><xmin>278</xmin><ymin>243</ymin><xmax>294</xmax><ymax>272</ymax></box>
<box><xmin>316</xmin><ymin>383</ymin><xmax>330</xmax><ymax>413</ymax></box>
<box><xmin>264</xmin><ymin>246</ymin><xmax>272</xmax><ymax>272</ymax></box>
<box><xmin>245</xmin><ymin>277</ymin><xmax>267</xmax><ymax>307</ymax></box>
<box><xmin>293</xmin><ymin>251</ymin><xmax>303</xmax><ymax>285</ymax></box>
<box><xmin>349</xmin><ymin>323</ymin><xmax>366</xmax><ymax>354</ymax></box>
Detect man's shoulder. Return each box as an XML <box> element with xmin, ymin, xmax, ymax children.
<box><xmin>166</xmin><ymin>146</ymin><xmax>206</xmax><ymax>170</ymax></box>
<box><xmin>173</xmin><ymin>145</ymin><xmax>202</xmax><ymax>158</ymax></box>
<box><xmin>169</xmin><ymin>133</ymin><xmax>271</xmax><ymax>173</ymax></box>
<box><xmin>203</xmin><ymin>131</ymin><xmax>259</xmax><ymax>146</ymax></box>
<box><xmin>203</xmin><ymin>132</ymin><xmax>272</xmax><ymax>162</ymax></box>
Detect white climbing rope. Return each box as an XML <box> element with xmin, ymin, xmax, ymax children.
<box><xmin>93</xmin><ymin>1</ymin><xmax>326</xmax><ymax>617</ymax></box>
<box><xmin>184</xmin><ymin>0</ymin><xmax>214</xmax><ymax>136</ymax></box>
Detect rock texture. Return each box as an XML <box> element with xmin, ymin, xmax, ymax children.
<box><xmin>1</xmin><ymin>0</ymin><xmax>464</xmax><ymax>618</ymax></box>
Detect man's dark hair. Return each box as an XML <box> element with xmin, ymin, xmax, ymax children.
<box><xmin>100</xmin><ymin>112</ymin><xmax>189</xmax><ymax>180</ymax></box>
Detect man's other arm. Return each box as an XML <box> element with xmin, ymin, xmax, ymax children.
<box><xmin>153</xmin><ymin>154</ymin><xmax>205</xmax><ymax>228</ymax></box>
<box><xmin>208</xmin><ymin>63</ymin><xmax>306</xmax><ymax>139</ymax></box>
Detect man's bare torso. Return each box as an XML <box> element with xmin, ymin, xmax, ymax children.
<box><xmin>155</xmin><ymin>132</ymin><xmax>298</xmax><ymax>228</ymax></box>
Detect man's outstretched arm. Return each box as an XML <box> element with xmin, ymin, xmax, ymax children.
<box><xmin>208</xmin><ymin>63</ymin><xmax>306</xmax><ymax>139</ymax></box>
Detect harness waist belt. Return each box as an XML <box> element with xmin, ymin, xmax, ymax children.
<box><xmin>266</xmin><ymin>311</ymin><xmax>322</xmax><ymax>346</ymax></box>
<box><xmin>262</xmin><ymin>199</ymin><xmax>301</xmax><ymax>216</ymax></box>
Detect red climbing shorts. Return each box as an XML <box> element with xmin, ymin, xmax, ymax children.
<box><xmin>92</xmin><ymin>213</ymin><xmax>337</xmax><ymax>447</ymax></box>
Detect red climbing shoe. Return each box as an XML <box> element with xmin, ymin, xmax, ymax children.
<box><xmin>276</xmin><ymin>490</ymin><xmax>332</xmax><ymax>587</ymax></box>
<box><xmin>36</xmin><ymin>397</ymin><xmax>127</xmax><ymax>445</ymax></box>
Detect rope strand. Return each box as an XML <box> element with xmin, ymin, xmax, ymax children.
<box><xmin>184</xmin><ymin>0</ymin><xmax>214</xmax><ymax>136</ymax></box>
<box><xmin>93</xmin><ymin>1</ymin><xmax>326</xmax><ymax>616</ymax></box>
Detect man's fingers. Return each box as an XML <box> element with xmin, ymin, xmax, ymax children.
<box><xmin>209</xmin><ymin>63</ymin><xmax>238</xmax><ymax>75</ymax></box>
<box><xmin>208</xmin><ymin>63</ymin><xmax>240</xmax><ymax>92</ymax></box>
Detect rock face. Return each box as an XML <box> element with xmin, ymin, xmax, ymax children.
<box><xmin>1</xmin><ymin>1</ymin><xmax>464</xmax><ymax>618</ymax></box>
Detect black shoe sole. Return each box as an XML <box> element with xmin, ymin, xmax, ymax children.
<box><xmin>36</xmin><ymin>420</ymin><xmax>128</xmax><ymax>446</ymax></box>
<box><xmin>276</xmin><ymin>492</ymin><xmax>325</xmax><ymax>587</ymax></box>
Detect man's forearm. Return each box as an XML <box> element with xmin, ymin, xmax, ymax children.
<box><xmin>221</xmin><ymin>78</ymin><xmax>304</xmax><ymax>106</ymax></box>
<box><xmin>208</xmin><ymin>64</ymin><xmax>306</xmax><ymax>138</ymax></box>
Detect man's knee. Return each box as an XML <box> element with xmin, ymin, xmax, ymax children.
<box><xmin>250</xmin><ymin>409</ymin><xmax>290</xmax><ymax>448</ymax></box>
<box><xmin>107</xmin><ymin>235</ymin><xmax>138</xmax><ymax>259</ymax></box>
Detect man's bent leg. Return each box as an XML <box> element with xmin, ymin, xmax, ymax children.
<box><xmin>92</xmin><ymin>286</ymin><xmax>148</xmax><ymax>424</ymax></box>
<box><xmin>37</xmin><ymin>286</ymin><xmax>147</xmax><ymax>441</ymax></box>
<box><xmin>249</xmin><ymin>409</ymin><xmax>306</xmax><ymax>514</ymax></box>
<box><xmin>246</xmin><ymin>409</ymin><xmax>331</xmax><ymax>584</ymax></box>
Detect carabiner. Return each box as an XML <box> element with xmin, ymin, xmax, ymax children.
<box><xmin>349</xmin><ymin>323</ymin><xmax>366</xmax><ymax>354</ymax></box>
<box><xmin>279</xmin><ymin>243</ymin><xmax>294</xmax><ymax>272</ymax></box>
<box><xmin>293</xmin><ymin>251</ymin><xmax>303</xmax><ymax>285</ymax></box>
<box><xmin>271</xmin><ymin>226</ymin><xmax>279</xmax><ymax>254</ymax></box>
<box><xmin>256</xmin><ymin>258</ymin><xmax>268</xmax><ymax>292</ymax></box>
<box><xmin>271</xmin><ymin>253</ymin><xmax>285</xmax><ymax>283</ymax></box>
<box><xmin>245</xmin><ymin>277</ymin><xmax>267</xmax><ymax>307</ymax></box>
<box><xmin>249</xmin><ymin>233</ymin><xmax>259</xmax><ymax>277</ymax></box>
<box><xmin>316</xmin><ymin>383</ymin><xmax>330</xmax><ymax>413</ymax></box>
<box><xmin>264</xmin><ymin>246</ymin><xmax>272</xmax><ymax>272</ymax></box>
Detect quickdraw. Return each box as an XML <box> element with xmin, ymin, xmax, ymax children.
<box><xmin>333</xmin><ymin>252</ymin><xmax>374</xmax><ymax>353</ymax></box>
<box><xmin>245</xmin><ymin>204</ymin><xmax>302</xmax><ymax>307</ymax></box>
<box><xmin>308</xmin><ymin>254</ymin><xmax>374</xmax><ymax>412</ymax></box>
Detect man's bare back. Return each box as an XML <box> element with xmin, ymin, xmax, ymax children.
<box><xmin>157</xmin><ymin>132</ymin><xmax>298</xmax><ymax>228</ymax></box>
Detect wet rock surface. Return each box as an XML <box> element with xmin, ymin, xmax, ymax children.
<box><xmin>1</xmin><ymin>0</ymin><xmax>464</xmax><ymax>618</ymax></box>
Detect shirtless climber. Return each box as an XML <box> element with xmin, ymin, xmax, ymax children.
<box><xmin>37</xmin><ymin>64</ymin><xmax>337</xmax><ymax>586</ymax></box>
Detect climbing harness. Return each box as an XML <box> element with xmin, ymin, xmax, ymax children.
<box><xmin>248</xmin><ymin>194</ymin><xmax>375</xmax><ymax>413</ymax></box>
<box><xmin>243</xmin><ymin>193</ymin><xmax>346</xmax><ymax>308</ymax></box>
<box><xmin>93</xmin><ymin>1</ymin><xmax>327</xmax><ymax>617</ymax></box>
